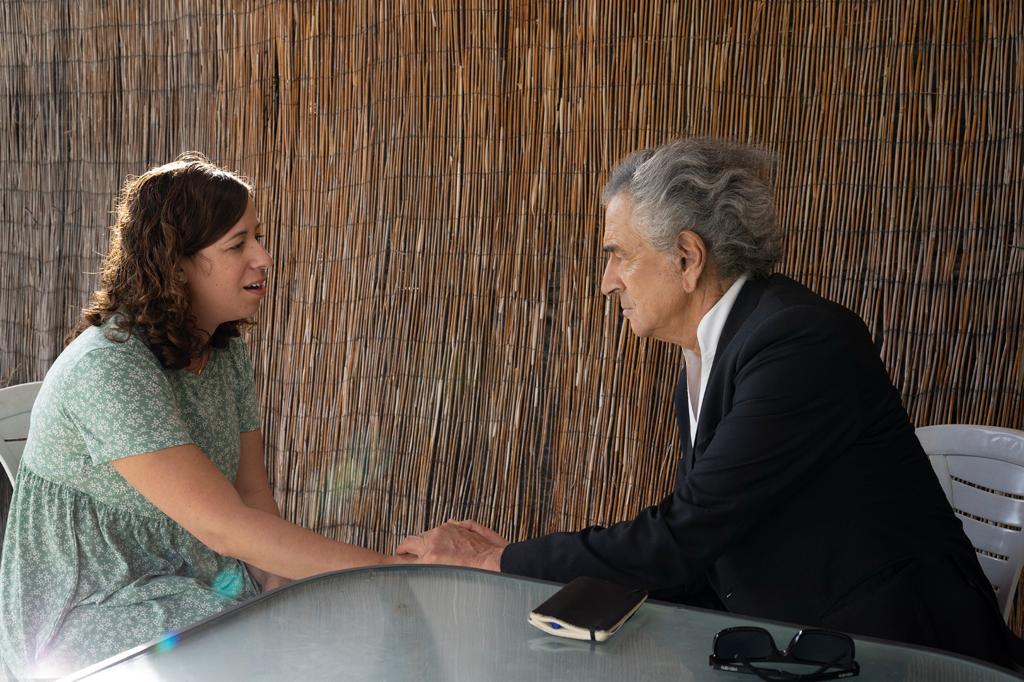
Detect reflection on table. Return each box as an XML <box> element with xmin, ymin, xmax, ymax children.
<box><xmin>65</xmin><ymin>565</ymin><xmax>1021</xmax><ymax>681</ymax></box>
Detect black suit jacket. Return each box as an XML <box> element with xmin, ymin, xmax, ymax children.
<box><xmin>502</xmin><ymin>275</ymin><xmax>1006</xmax><ymax>657</ymax></box>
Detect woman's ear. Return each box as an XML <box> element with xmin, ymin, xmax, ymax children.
<box><xmin>676</xmin><ymin>230</ymin><xmax>707</xmax><ymax>293</ymax></box>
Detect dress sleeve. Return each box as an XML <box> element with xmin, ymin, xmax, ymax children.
<box><xmin>61</xmin><ymin>344</ymin><xmax>194</xmax><ymax>465</ymax></box>
<box><xmin>228</xmin><ymin>337</ymin><xmax>262</xmax><ymax>433</ymax></box>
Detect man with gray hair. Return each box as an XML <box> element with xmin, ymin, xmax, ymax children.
<box><xmin>400</xmin><ymin>138</ymin><xmax>1015</xmax><ymax>667</ymax></box>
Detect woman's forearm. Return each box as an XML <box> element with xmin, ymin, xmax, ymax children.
<box><xmin>239</xmin><ymin>483</ymin><xmax>282</xmax><ymax>518</ymax></box>
<box><xmin>217</xmin><ymin>505</ymin><xmax>385</xmax><ymax>580</ymax></box>
<box><xmin>236</xmin><ymin>475</ymin><xmax>292</xmax><ymax>588</ymax></box>
<box><xmin>238</xmin><ymin>487</ymin><xmax>293</xmax><ymax>589</ymax></box>
<box><xmin>112</xmin><ymin>444</ymin><xmax>384</xmax><ymax>580</ymax></box>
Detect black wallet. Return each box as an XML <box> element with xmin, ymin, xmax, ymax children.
<box><xmin>528</xmin><ymin>576</ymin><xmax>647</xmax><ymax>642</ymax></box>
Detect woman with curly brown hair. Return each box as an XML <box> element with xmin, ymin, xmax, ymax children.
<box><xmin>0</xmin><ymin>153</ymin><xmax>390</xmax><ymax>678</ymax></box>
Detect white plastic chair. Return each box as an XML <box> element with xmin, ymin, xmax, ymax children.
<box><xmin>917</xmin><ymin>424</ymin><xmax>1024</xmax><ymax>622</ymax></box>
<box><xmin>0</xmin><ymin>381</ymin><xmax>42</xmax><ymax>486</ymax></box>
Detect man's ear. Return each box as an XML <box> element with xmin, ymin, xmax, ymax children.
<box><xmin>676</xmin><ymin>230</ymin><xmax>707</xmax><ymax>293</ymax></box>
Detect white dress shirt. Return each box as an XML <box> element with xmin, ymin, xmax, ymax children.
<box><xmin>682</xmin><ymin>275</ymin><xmax>748</xmax><ymax>445</ymax></box>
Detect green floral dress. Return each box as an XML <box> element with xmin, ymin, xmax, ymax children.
<box><xmin>0</xmin><ymin>322</ymin><xmax>261</xmax><ymax>679</ymax></box>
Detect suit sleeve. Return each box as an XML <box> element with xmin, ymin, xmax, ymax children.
<box><xmin>501</xmin><ymin>305</ymin><xmax>868</xmax><ymax>591</ymax></box>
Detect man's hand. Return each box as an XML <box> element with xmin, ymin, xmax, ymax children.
<box><xmin>397</xmin><ymin>520</ymin><xmax>508</xmax><ymax>572</ymax></box>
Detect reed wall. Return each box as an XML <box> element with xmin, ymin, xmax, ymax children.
<box><xmin>1</xmin><ymin>0</ymin><xmax>1022</xmax><ymax>628</ymax></box>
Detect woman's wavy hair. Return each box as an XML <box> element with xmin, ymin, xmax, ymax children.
<box><xmin>68</xmin><ymin>152</ymin><xmax>254</xmax><ymax>369</ymax></box>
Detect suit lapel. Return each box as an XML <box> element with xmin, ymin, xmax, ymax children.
<box><xmin>690</xmin><ymin>276</ymin><xmax>771</xmax><ymax>462</ymax></box>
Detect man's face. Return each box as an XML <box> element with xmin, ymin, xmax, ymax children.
<box><xmin>600</xmin><ymin>193</ymin><xmax>690</xmax><ymax>343</ymax></box>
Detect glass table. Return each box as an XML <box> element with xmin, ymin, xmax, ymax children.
<box><xmin>65</xmin><ymin>565</ymin><xmax>1022</xmax><ymax>681</ymax></box>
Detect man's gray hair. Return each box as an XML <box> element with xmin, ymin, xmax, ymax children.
<box><xmin>601</xmin><ymin>138</ymin><xmax>781</xmax><ymax>279</ymax></box>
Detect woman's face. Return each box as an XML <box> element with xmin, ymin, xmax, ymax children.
<box><xmin>180</xmin><ymin>198</ymin><xmax>273</xmax><ymax>337</ymax></box>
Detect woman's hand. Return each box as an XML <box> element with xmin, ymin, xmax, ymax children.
<box><xmin>245</xmin><ymin>562</ymin><xmax>291</xmax><ymax>593</ymax></box>
<box><xmin>259</xmin><ymin>574</ymin><xmax>292</xmax><ymax>592</ymax></box>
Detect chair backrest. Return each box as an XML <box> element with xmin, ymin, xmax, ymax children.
<box><xmin>0</xmin><ymin>381</ymin><xmax>43</xmax><ymax>486</ymax></box>
<box><xmin>917</xmin><ymin>424</ymin><xmax>1024</xmax><ymax>622</ymax></box>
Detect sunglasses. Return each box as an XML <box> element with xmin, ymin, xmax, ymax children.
<box><xmin>710</xmin><ymin>626</ymin><xmax>860</xmax><ymax>681</ymax></box>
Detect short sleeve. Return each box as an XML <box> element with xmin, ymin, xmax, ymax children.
<box><xmin>61</xmin><ymin>344</ymin><xmax>194</xmax><ymax>465</ymax></box>
<box><xmin>228</xmin><ymin>338</ymin><xmax>261</xmax><ymax>433</ymax></box>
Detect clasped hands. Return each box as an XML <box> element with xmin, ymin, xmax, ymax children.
<box><xmin>396</xmin><ymin>520</ymin><xmax>508</xmax><ymax>572</ymax></box>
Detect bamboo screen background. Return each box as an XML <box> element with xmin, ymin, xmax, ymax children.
<box><xmin>1</xmin><ymin>1</ymin><xmax>1022</xmax><ymax>628</ymax></box>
